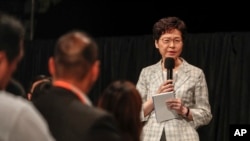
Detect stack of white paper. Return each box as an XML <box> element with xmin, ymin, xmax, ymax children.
<box><xmin>152</xmin><ymin>92</ymin><xmax>179</xmax><ymax>123</ymax></box>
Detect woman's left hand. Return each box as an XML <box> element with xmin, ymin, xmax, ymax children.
<box><xmin>166</xmin><ymin>98</ymin><xmax>186</xmax><ymax>115</ymax></box>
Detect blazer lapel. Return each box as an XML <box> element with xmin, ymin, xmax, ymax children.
<box><xmin>174</xmin><ymin>59</ymin><xmax>191</xmax><ymax>91</ymax></box>
<box><xmin>150</xmin><ymin>61</ymin><xmax>164</xmax><ymax>95</ymax></box>
<box><xmin>152</xmin><ymin>61</ymin><xmax>164</xmax><ymax>84</ymax></box>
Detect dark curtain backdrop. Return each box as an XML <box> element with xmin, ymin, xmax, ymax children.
<box><xmin>12</xmin><ymin>32</ymin><xmax>250</xmax><ymax>141</ymax></box>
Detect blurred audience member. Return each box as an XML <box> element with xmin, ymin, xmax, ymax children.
<box><xmin>0</xmin><ymin>12</ymin><xmax>54</xmax><ymax>141</ymax></box>
<box><xmin>33</xmin><ymin>30</ymin><xmax>122</xmax><ymax>141</ymax></box>
<box><xmin>6</xmin><ymin>78</ymin><xmax>26</xmax><ymax>98</ymax></box>
<box><xmin>27</xmin><ymin>75</ymin><xmax>52</xmax><ymax>101</ymax></box>
<box><xmin>98</xmin><ymin>80</ymin><xmax>143</xmax><ymax>141</ymax></box>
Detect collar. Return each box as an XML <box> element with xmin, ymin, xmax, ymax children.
<box><xmin>53</xmin><ymin>80</ymin><xmax>92</xmax><ymax>106</ymax></box>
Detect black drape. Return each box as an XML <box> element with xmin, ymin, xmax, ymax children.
<box><xmin>13</xmin><ymin>32</ymin><xmax>250</xmax><ymax>141</ymax></box>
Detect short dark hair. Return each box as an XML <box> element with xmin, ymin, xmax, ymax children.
<box><xmin>0</xmin><ymin>12</ymin><xmax>25</xmax><ymax>62</ymax></box>
<box><xmin>153</xmin><ymin>16</ymin><xmax>187</xmax><ymax>41</ymax></box>
<box><xmin>27</xmin><ymin>74</ymin><xmax>52</xmax><ymax>100</ymax></box>
<box><xmin>28</xmin><ymin>74</ymin><xmax>51</xmax><ymax>93</ymax></box>
<box><xmin>54</xmin><ymin>31</ymin><xmax>98</xmax><ymax>80</ymax></box>
<box><xmin>31</xmin><ymin>80</ymin><xmax>52</xmax><ymax>101</ymax></box>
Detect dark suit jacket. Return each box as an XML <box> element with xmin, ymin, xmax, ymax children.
<box><xmin>6</xmin><ymin>78</ymin><xmax>26</xmax><ymax>98</ymax></box>
<box><xmin>33</xmin><ymin>86</ymin><xmax>121</xmax><ymax>141</ymax></box>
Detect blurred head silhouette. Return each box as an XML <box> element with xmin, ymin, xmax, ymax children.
<box><xmin>27</xmin><ymin>75</ymin><xmax>52</xmax><ymax>101</ymax></box>
<box><xmin>98</xmin><ymin>80</ymin><xmax>143</xmax><ymax>141</ymax></box>
<box><xmin>49</xmin><ymin>31</ymin><xmax>99</xmax><ymax>94</ymax></box>
<box><xmin>0</xmin><ymin>12</ymin><xmax>24</xmax><ymax>90</ymax></box>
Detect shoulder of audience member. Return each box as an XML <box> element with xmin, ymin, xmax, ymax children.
<box><xmin>6</xmin><ymin>79</ymin><xmax>26</xmax><ymax>98</ymax></box>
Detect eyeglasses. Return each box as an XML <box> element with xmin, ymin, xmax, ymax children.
<box><xmin>160</xmin><ymin>38</ymin><xmax>182</xmax><ymax>45</ymax></box>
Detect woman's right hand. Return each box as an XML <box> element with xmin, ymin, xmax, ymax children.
<box><xmin>157</xmin><ymin>80</ymin><xmax>174</xmax><ymax>93</ymax></box>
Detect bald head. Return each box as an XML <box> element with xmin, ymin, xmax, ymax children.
<box><xmin>53</xmin><ymin>31</ymin><xmax>98</xmax><ymax>81</ymax></box>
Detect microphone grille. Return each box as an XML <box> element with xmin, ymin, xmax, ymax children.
<box><xmin>164</xmin><ymin>57</ymin><xmax>175</xmax><ymax>69</ymax></box>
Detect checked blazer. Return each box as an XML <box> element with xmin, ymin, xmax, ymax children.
<box><xmin>136</xmin><ymin>58</ymin><xmax>212</xmax><ymax>141</ymax></box>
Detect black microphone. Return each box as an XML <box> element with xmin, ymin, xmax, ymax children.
<box><xmin>164</xmin><ymin>57</ymin><xmax>175</xmax><ymax>80</ymax></box>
